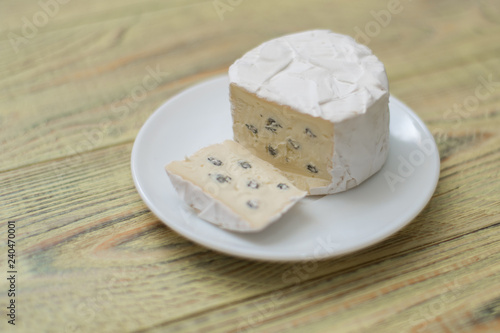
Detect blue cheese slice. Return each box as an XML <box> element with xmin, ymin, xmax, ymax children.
<box><xmin>165</xmin><ymin>140</ymin><xmax>306</xmax><ymax>232</ymax></box>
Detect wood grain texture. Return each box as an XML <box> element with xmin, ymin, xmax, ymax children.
<box><xmin>1</xmin><ymin>0</ymin><xmax>499</xmax><ymax>332</ymax></box>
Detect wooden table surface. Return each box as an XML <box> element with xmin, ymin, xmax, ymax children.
<box><xmin>1</xmin><ymin>0</ymin><xmax>500</xmax><ymax>332</ymax></box>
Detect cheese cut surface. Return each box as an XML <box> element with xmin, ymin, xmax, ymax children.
<box><xmin>229</xmin><ymin>30</ymin><xmax>390</xmax><ymax>195</ymax></box>
<box><xmin>165</xmin><ymin>140</ymin><xmax>306</xmax><ymax>232</ymax></box>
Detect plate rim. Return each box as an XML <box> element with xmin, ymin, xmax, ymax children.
<box><xmin>131</xmin><ymin>75</ymin><xmax>440</xmax><ymax>262</ymax></box>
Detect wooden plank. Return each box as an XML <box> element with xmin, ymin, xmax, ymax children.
<box><xmin>1</xmin><ymin>0</ymin><xmax>499</xmax><ymax>332</ymax></box>
<box><xmin>1</xmin><ymin>0</ymin><xmax>500</xmax><ymax>172</ymax></box>
<box><xmin>0</xmin><ymin>127</ymin><xmax>498</xmax><ymax>331</ymax></box>
<box><xmin>144</xmin><ymin>224</ymin><xmax>500</xmax><ymax>332</ymax></box>
<box><xmin>0</xmin><ymin>0</ymin><xmax>211</xmax><ymax>36</ymax></box>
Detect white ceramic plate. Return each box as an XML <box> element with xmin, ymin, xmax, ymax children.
<box><xmin>131</xmin><ymin>75</ymin><xmax>440</xmax><ymax>261</ymax></box>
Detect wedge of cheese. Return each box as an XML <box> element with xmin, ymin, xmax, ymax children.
<box><xmin>229</xmin><ymin>30</ymin><xmax>390</xmax><ymax>195</ymax></box>
<box><xmin>165</xmin><ymin>140</ymin><xmax>306</xmax><ymax>232</ymax></box>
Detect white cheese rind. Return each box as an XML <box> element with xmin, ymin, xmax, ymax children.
<box><xmin>166</xmin><ymin>172</ymin><xmax>253</xmax><ymax>231</ymax></box>
<box><xmin>229</xmin><ymin>30</ymin><xmax>388</xmax><ymax>122</ymax></box>
<box><xmin>229</xmin><ymin>30</ymin><xmax>390</xmax><ymax>195</ymax></box>
<box><xmin>315</xmin><ymin>94</ymin><xmax>390</xmax><ymax>195</ymax></box>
